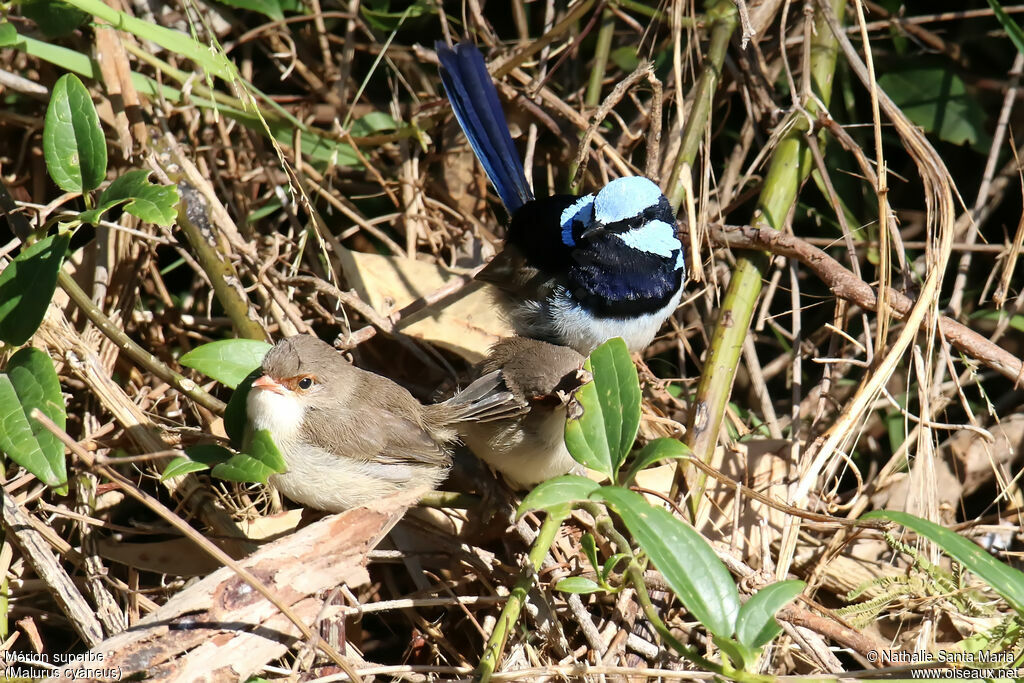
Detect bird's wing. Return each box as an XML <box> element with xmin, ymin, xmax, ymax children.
<box><xmin>302</xmin><ymin>406</ymin><xmax>451</xmax><ymax>471</ymax></box>
<box><xmin>475</xmin><ymin>194</ymin><xmax>584</xmax><ymax>298</ymax></box>
<box><xmin>475</xmin><ymin>243</ymin><xmax>554</xmax><ymax>299</ymax></box>
<box><xmin>436</xmin><ymin>41</ymin><xmax>533</xmax><ymax>213</ymax></box>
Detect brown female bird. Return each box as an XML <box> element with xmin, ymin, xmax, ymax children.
<box><xmin>246</xmin><ymin>335</ymin><xmax>516</xmax><ymax>511</ymax></box>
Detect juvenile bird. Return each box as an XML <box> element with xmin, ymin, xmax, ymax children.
<box><xmin>246</xmin><ymin>335</ymin><xmax>518</xmax><ymax>512</ymax></box>
<box><xmin>437</xmin><ymin>41</ymin><xmax>686</xmax><ymax>355</ymax></box>
<box><xmin>459</xmin><ymin>337</ymin><xmax>587</xmax><ymax>489</ymax></box>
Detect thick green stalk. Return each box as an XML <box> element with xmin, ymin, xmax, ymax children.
<box><xmin>476</xmin><ymin>507</ymin><xmax>569</xmax><ymax>682</ymax></box>
<box><xmin>176</xmin><ymin>207</ymin><xmax>266</xmax><ymax>342</ymax></box>
<box><xmin>665</xmin><ymin>0</ymin><xmax>737</xmax><ymax>210</ymax></box>
<box><xmin>677</xmin><ymin>0</ymin><xmax>847</xmax><ymax>511</ymax></box>
<box><xmin>585</xmin><ymin>9</ymin><xmax>616</xmax><ymax>106</ymax></box>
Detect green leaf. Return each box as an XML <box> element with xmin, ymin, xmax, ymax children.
<box><xmin>863</xmin><ymin>510</ymin><xmax>1024</xmax><ymax>614</ymax></box>
<box><xmin>621</xmin><ymin>438</ymin><xmax>691</xmax><ymax>486</ymax></box>
<box><xmin>350</xmin><ymin>112</ymin><xmax>397</xmax><ymax>137</ymax></box>
<box><xmin>0</xmin><ymin>374</ymin><xmax>66</xmax><ymax>490</ymax></box>
<box><xmin>517</xmin><ymin>474</ymin><xmax>600</xmax><ymax>517</ymax></box>
<box><xmin>713</xmin><ymin>635</ymin><xmax>758</xmax><ymax>672</ymax></box>
<box><xmin>43</xmin><ymin>73</ymin><xmax>107</xmax><ymax>193</ymax></box>
<box><xmin>555</xmin><ymin>577</ymin><xmax>604</xmax><ymax>594</ymax></box>
<box><xmin>971</xmin><ymin>309</ymin><xmax>1024</xmax><ymax>334</ymax></box>
<box><xmin>0</xmin><ymin>21</ymin><xmax>20</xmax><ymax>45</ymax></box>
<box><xmin>988</xmin><ymin>0</ymin><xmax>1024</xmax><ymax>55</ymax></box>
<box><xmin>610</xmin><ymin>46</ymin><xmax>640</xmax><ymax>72</ymax></box>
<box><xmin>359</xmin><ymin>0</ymin><xmax>433</xmax><ymax>31</ymax></box>
<box><xmin>185</xmin><ymin>443</ymin><xmax>235</xmax><ymax>465</ymax></box>
<box><xmin>160</xmin><ymin>444</ymin><xmax>233</xmax><ymax>481</ymax></box>
<box><xmin>582</xmin><ymin>533</ymin><xmax>600</xmax><ymax>574</ymax></box>
<box><xmin>97</xmin><ymin>170</ymin><xmax>180</xmax><ymax>226</ymax></box>
<box><xmin>878</xmin><ymin>67</ymin><xmax>989</xmax><ymax>149</ymax></box>
<box><xmin>593</xmin><ymin>486</ymin><xmax>739</xmax><ymax>638</ymax></box>
<box><xmin>214</xmin><ymin>0</ymin><xmax>285</xmax><ymax>21</ymax></box>
<box><xmin>601</xmin><ymin>553</ymin><xmax>630</xmax><ymax>583</ymax></box>
<box><xmin>212</xmin><ymin>429</ymin><xmax>285</xmax><ymax>483</ymax></box>
<box><xmin>6</xmin><ymin>348</ymin><xmax>66</xmax><ymax>467</ymax></box>
<box><xmin>57</xmin><ymin>0</ymin><xmax>235</xmax><ymax>80</ymax></box>
<box><xmin>0</xmin><ymin>233</ymin><xmax>71</xmax><ymax>345</ymax></box>
<box><xmin>20</xmin><ymin>0</ymin><xmax>89</xmax><ymax>38</ymax></box>
<box><xmin>224</xmin><ymin>371</ymin><xmax>259</xmax><ymax>449</ymax></box>
<box><xmin>734</xmin><ymin>580</ymin><xmax>804</xmax><ymax>649</ymax></box>
<box><xmin>160</xmin><ymin>456</ymin><xmax>211</xmax><ymax>480</ymax></box>
<box><xmin>79</xmin><ymin>169</ymin><xmax>179</xmax><ymax>226</ymax></box>
<box><xmin>564</xmin><ymin>338</ymin><xmax>641</xmax><ymax>479</ymax></box>
<box><xmin>180</xmin><ymin>339</ymin><xmax>271</xmax><ymax>389</ymax></box>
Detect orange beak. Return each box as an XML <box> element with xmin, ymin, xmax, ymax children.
<box><xmin>251</xmin><ymin>375</ymin><xmax>287</xmax><ymax>395</ymax></box>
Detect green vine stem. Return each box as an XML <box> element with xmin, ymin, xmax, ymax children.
<box><xmin>475</xmin><ymin>506</ymin><xmax>569</xmax><ymax>682</ymax></box>
<box><xmin>585</xmin><ymin>8</ymin><xmax>616</xmax><ymax>107</ymax></box>
<box><xmin>176</xmin><ymin>195</ymin><xmax>267</xmax><ymax>341</ymax></box>
<box><xmin>676</xmin><ymin>0</ymin><xmax>846</xmax><ymax>515</ymax></box>
<box><xmin>665</xmin><ymin>0</ymin><xmax>738</xmax><ymax>211</ymax></box>
<box><xmin>579</xmin><ymin>501</ymin><xmax>771</xmax><ymax>682</ymax></box>
<box><xmin>418</xmin><ymin>490</ymin><xmax>480</xmax><ymax>509</ymax></box>
<box><xmin>58</xmin><ymin>271</ymin><xmax>226</xmax><ymax>413</ymax></box>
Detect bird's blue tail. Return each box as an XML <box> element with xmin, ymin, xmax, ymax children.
<box><xmin>436</xmin><ymin>41</ymin><xmax>534</xmax><ymax>213</ymax></box>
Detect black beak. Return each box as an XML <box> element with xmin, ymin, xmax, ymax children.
<box><xmin>580</xmin><ymin>222</ymin><xmax>607</xmax><ymax>241</ymax></box>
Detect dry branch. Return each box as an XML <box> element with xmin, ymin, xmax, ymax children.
<box><xmin>56</xmin><ymin>502</ymin><xmax>408</xmax><ymax>681</ymax></box>
<box><xmin>2</xmin><ymin>485</ymin><xmax>105</xmax><ymax>648</ymax></box>
<box><xmin>709</xmin><ymin>222</ymin><xmax>1024</xmax><ymax>384</ymax></box>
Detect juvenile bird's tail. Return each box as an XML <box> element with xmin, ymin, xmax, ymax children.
<box><xmin>440</xmin><ymin>370</ymin><xmax>526</xmax><ymax>423</ymax></box>
<box><xmin>436</xmin><ymin>41</ymin><xmax>534</xmax><ymax>213</ymax></box>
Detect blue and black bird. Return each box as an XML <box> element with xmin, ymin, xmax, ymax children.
<box><xmin>436</xmin><ymin>41</ymin><xmax>686</xmax><ymax>355</ymax></box>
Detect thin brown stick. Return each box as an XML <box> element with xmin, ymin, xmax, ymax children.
<box><xmin>709</xmin><ymin>222</ymin><xmax>1024</xmax><ymax>384</ymax></box>
<box><xmin>30</xmin><ymin>410</ymin><xmax>365</xmax><ymax>682</ymax></box>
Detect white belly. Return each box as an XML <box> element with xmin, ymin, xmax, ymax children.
<box><xmin>461</xmin><ymin>407</ymin><xmax>578</xmax><ymax>490</ymax></box>
<box><xmin>509</xmin><ymin>287</ymin><xmax>683</xmax><ymax>355</ymax></box>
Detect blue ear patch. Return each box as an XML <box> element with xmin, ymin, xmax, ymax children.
<box><xmin>560</xmin><ymin>194</ymin><xmax>595</xmax><ymax>247</ymax></box>
<box><xmin>613</xmin><ymin>219</ymin><xmax>680</xmax><ymax>258</ymax></box>
<box><xmin>593</xmin><ymin>176</ymin><xmax>663</xmax><ymax>224</ymax></box>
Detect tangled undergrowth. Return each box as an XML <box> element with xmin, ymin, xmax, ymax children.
<box><xmin>2</xmin><ymin>0</ymin><xmax>1024</xmax><ymax>680</ymax></box>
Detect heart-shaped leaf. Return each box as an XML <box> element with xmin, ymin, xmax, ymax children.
<box><xmin>98</xmin><ymin>169</ymin><xmax>180</xmax><ymax>226</ymax></box>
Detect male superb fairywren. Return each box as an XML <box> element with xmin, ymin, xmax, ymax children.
<box><xmin>436</xmin><ymin>41</ymin><xmax>686</xmax><ymax>355</ymax></box>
